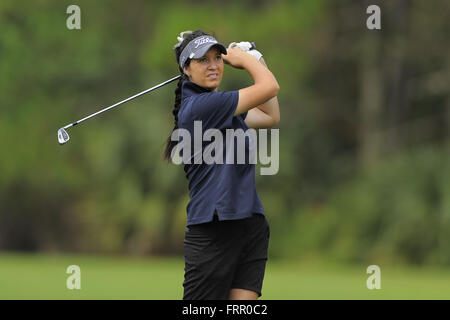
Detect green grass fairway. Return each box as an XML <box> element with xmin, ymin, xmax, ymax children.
<box><xmin>1</xmin><ymin>252</ymin><xmax>450</xmax><ymax>299</ymax></box>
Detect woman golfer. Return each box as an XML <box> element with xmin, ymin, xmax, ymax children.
<box><xmin>163</xmin><ymin>30</ymin><xmax>280</xmax><ymax>300</ymax></box>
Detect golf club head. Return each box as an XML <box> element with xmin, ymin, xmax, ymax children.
<box><xmin>58</xmin><ymin>128</ymin><xmax>70</xmax><ymax>145</ymax></box>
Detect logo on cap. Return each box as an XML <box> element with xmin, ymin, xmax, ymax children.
<box><xmin>193</xmin><ymin>36</ymin><xmax>217</xmax><ymax>49</ymax></box>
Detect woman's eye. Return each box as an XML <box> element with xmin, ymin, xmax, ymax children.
<box><xmin>216</xmin><ymin>55</ymin><xmax>222</xmax><ymax>61</ymax></box>
<box><xmin>200</xmin><ymin>58</ymin><xmax>208</xmax><ymax>63</ymax></box>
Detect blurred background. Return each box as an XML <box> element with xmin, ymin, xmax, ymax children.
<box><xmin>0</xmin><ymin>0</ymin><xmax>449</xmax><ymax>299</ymax></box>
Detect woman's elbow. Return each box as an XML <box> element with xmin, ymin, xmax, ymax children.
<box><xmin>272</xmin><ymin>82</ymin><xmax>280</xmax><ymax>98</ymax></box>
<box><xmin>272</xmin><ymin>114</ymin><xmax>280</xmax><ymax>126</ymax></box>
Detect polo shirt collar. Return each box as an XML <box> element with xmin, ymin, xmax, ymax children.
<box><xmin>182</xmin><ymin>80</ymin><xmax>214</xmax><ymax>100</ymax></box>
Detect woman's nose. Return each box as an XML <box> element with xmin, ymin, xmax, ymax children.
<box><xmin>207</xmin><ymin>60</ymin><xmax>219</xmax><ymax>69</ymax></box>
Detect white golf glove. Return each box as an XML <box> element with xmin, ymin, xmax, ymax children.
<box><xmin>228</xmin><ymin>41</ymin><xmax>263</xmax><ymax>61</ymax></box>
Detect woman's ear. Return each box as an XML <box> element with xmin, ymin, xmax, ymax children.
<box><xmin>183</xmin><ymin>66</ymin><xmax>190</xmax><ymax>78</ymax></box>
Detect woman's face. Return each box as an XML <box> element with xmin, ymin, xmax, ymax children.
<box><xmin>183</xmin><ymin>46</ymin><xmax>224</xmax><ymax>92</ymax></box>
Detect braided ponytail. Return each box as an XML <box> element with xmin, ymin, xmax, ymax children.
<box><xmin>163</xmin><ymin>29</ymin><xmax>211</xmax><ymax>163</ymax></box>
<box><xmin>163</xmin><ymin>73</ymin><xmax>188</xmax><ymax>162</ymax></box>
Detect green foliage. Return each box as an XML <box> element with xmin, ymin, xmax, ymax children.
<box><xmin>276</xmin><ymin>145</ymin><xmax>450</xmax><ymax>266</ymax></box>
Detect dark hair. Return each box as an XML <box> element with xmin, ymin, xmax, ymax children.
<box><xmin>162</xmin><ymin>30</ymin><xmax>212</xmax><ymax>163</ymax></box>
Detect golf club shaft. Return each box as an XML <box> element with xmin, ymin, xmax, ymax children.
<box><xmin>63</xmin><ymin>75</ymin><xmax>181</xmax><ymax>129</ymax></box>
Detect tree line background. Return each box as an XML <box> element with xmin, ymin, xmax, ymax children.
<box><xmin>0</xmin><ymin>0</ymin><xmax>449</xmax><ymax>266</ymax></box>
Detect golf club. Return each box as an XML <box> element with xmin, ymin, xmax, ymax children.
<box><xmin>57</xmin><ymin>75</ymin><xmax>181</xmax><ymax>145</ymax></box>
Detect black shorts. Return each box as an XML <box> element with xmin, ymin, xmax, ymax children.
<box><xmin>183</xmin><ymin>213</ymin><xmax>270</xmax><ymax>300</ymax></box>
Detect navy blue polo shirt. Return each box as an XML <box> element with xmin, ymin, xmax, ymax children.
<box><xmin>178</xmin><ymin>80</ymin><xmax>265</xmax><ymax>226</ymax></box>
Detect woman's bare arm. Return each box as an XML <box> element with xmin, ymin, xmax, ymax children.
<box><xmin>244</xmin><ymin>57</ymin><xmax>280</xmax><ymax>128</ymax></box>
